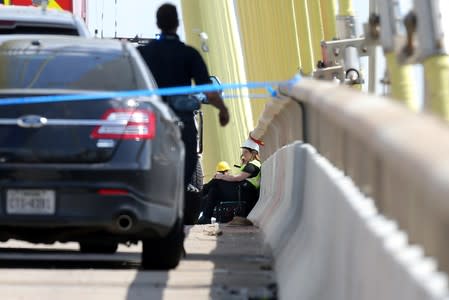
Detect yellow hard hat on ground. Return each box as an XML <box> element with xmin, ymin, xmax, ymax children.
<box><xmin>216</xmin><ymin>161</ymin><xmax>231</xmax><ymax>172</ymax></box>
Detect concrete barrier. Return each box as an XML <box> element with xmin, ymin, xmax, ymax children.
<box><xmin>249</xmin><ymin>141</ymin><xmax>305</xmax><ymax>257</ymax></box>
<box><xmin>249</xmin><ymin>142</ymin><xmax>449</xmax><ymax>299</ymax></box>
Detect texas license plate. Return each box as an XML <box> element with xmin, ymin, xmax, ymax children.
<box><xmin>6</xmin><ymin>189</ymin><xmax>56</xmax><ymax>215</ymax></box>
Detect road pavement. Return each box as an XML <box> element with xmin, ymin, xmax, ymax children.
<box><xmin>0</xmin><ymin>223</ymin><xmax>276</xmax><ymax>300</ymax></box>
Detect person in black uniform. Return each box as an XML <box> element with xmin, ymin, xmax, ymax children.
<box><xmin>137</xmin><ymin>3</ymin><xmax>229</xmax><ymax>187</ymax></box>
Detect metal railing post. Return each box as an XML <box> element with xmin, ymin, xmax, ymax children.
<box><xmin>413</xmin><ymin>0</ymin><xmax>449</xmax><ymax>120</ymax></box>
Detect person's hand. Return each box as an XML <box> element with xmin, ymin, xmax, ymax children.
<box><xmin>218</xmin><ymin>107</ymin><xmax>229</xmax><ymax>126</ymax></box>
<box><xmin>205</xmin><ymin>92</ymin><xmax>229</xmax><ymax>126</ymax></box>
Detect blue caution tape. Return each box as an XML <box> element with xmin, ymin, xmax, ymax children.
<box><xmin>0</xmin><ymin>76</ymin><xmax>301</xmax><ymax>106</ymax></box>
<box><xmin>266</xmin><ymin>87</ymin><xmax>277</xmax><ymax>97</ymax></box>
<box><xmin>283</xmin><ymin>74</ymin><xmax>302</xmax><ymax>92</ymax></box>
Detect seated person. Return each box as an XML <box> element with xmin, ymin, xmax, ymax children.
<box><xmin>199</xmin><ymin>160</ymin><xmax>231</xmax><ymax>214</ymax></box>
<box><xmin>198</xmin><ymin>139</ymin><xmax>261</xmax><ymax>224</ymax></box>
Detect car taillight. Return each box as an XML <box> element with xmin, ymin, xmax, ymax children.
<box><xmin>97</xmin><ymin>189</ymin><xmax>129</xmax><ymax>196</ymax></box>
<box><xmin>0</xmin><ymin>20</ymin><xmax>16</xmax><ymax>28</ymax></box>
<box><xmin>90</xmin><ymin>109</ymin><xmax>156</xmax><ymax>140</ymax></box>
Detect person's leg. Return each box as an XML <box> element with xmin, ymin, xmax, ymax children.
<box><xmin>178</xmin><ymin>112</ymin><xmax>198</xmax><ymax>187</ymax></box>
<box><xmin>201</xmin><ymin>186</ymin><xmax>219</xmax><ymax>219</ymax></box>
<box><xmin>239</xmin><ymin>182</ymin><xmax>259</xmax><ymax>217</ymax></box>
<box><xmin>199</xmin><ymin>180</ymin><xmax>240</xmax><ymax>224</ymax></box>
<box><xmin>219</xmin><ymin>180</ymin><xmax>240</xmax><ymax>202</ymax></box>
<box><xmin>247</xmin><ymin>186</ymin><xmax>260</xmax><ymax>215</ymax></box>
<box><xmin>199</xmin><ymin>179</ymin><xmax>216</xmax><ymax>213</ymax></box>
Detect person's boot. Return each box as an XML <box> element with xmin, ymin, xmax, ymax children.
<box><xmin>197</xmin><ymin>214</ymin><xmax>211</xmax><ymax>225</ymax></box>
<box><xmin>198</xmin><ymin>192</ymin><xmax>216</xmax><ymax>225</ymax></box>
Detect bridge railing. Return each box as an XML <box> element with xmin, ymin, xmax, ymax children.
<box><xmin>252</xmin><ymin>78</ymin><xmax>449</xmax><ymax>274</ymax></box>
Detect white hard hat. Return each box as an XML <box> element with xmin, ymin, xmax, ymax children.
<box><xmin>241</xmin><ymin>139</ymin><xmax>259</xmax><ymax>153</ymax></box>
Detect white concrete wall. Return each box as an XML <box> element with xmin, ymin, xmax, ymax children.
<box><xmin>249</xmin><ymin>142</ymin><xmax>449</xmax><ymax>300</ymax></box>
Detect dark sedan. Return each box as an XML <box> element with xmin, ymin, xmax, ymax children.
<box><xmin>0</xmin><ymin>35</ymin><xmax>185</xmax><ymax>270</ymax></box>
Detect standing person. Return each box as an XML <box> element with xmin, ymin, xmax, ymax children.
<box><xmin>137</xmin><ymin>3</ymin><xmax>229</xmax><ymax>188</ymax></box>
<box><xmin>198</xmin><ymin>139</ymin><xmax>262</xmax><ymax>224</ymax></box>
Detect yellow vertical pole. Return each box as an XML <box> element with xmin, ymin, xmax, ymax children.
<box><xmin>236</xmin><ymin>0</ymin><xmax>301</xmax><ymax>123</ymax></box>
<box><xmin>181</xmin><ymin>0</ymin><xmax>253</xmax><ymax>180</ymax></box>
<box><xmin>179</xmin><ymin>0</ymin><xmax>202</xmax><ymax>48</ymax></box>
<box><xmin>307</xmin><ymin>0</ymin><xmax>324</xmax><ymax>65</ymax></box>
<box><xmin>293</xmin><ymin>0</ymin><xmax>315</xmax><ymax>75</ymax></box>
<box><xmin>423</xmin><ymin>55</ymin><xmax>449</xmax><ymax>119</ymax></box>
<box><xmin>291</xmin><ymin>1</ymin><xmax>303</xmax><ymax>73</ymax></box>
<box><xmin>320</xmin><ymin>0</ymin><xmax>337</xmax><ymax>40</ymax></box>
<box><xmin>385</xmin><ymin>52</ymin><xmax>418</xmax><ymax>111</ymax></box>
<box><xmin>338</xmin><ymin>0</ymin><xmax>354</xmax><ymax>16</ymax></box>
<box><xmin>181</xmin><ymin>0</ymin><xmax>307</xmax><ymax>178</ymax></box>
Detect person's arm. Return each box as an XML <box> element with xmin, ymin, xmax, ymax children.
<box><xmin>205</xmin><ymin>92</ymin><xmax>229</xmax><ymax>126</ymax></box>
<box><xmin>190</xmin><ymin>48</ymin><xmax>229</xmax><ymax>126</ymax></box>
<box><xmin>214</xmin><ymin>162</ymin><xmax>258</xmax><ymax>182</ymax></box>
<box><xmin>214</xmin><ymin>171</ymin><xmax>250</xmax><ymax>182</ymax></box>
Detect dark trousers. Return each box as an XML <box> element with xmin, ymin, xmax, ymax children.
<box><xmin>202</xmin><ymin>180</ymin><xmax>259</xmax><ymax>219</ymax></box>
<box><xmin>177</xmin><ymin>112</ymin><xmax>198</xmax><ymax>187</ymax></box>
<box><xmin>201</xmin><ymin>179</ymin><xmax>238</xmax><ymax>213</ymax></box>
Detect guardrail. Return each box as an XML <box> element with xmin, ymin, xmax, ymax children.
<box><xmin>249</xmin><ymin>142</ymin><xmax>448</xmax><ymax>300</ymax></box>
<box><xmin>251</xmin><ymin>78</ymin><xmax>449</xmax><ymax>276</ymax></box>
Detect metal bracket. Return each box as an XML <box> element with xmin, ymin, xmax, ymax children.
<box><xmin>321</xmin><ymin>38</ymin><xmax>369</xmax><ymax>67</ymax></box>
<box><xmin>315</xmin><ymin>38</ymin><xmax>369</xmax><ymax>85</ymax></box>
<box><xmin>313</xmin><ymin>65</ymin><xmax>345</xmax><ymax>82</ymax></box>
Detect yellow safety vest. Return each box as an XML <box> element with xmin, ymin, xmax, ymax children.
<box><xmin>240</xmin><ymin>160</ymin><xmax>261</xmax><ymax>189</ymax></box>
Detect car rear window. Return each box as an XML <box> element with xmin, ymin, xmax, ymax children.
<box><xmin>0</xmin><ymin>49</ymin><xmax>139</xmax><ymax>91</ymax></box>
<box><xmin>0</xmin><ymin>25</ymin><xmax>79</xmax><ymax>36</ymax></box>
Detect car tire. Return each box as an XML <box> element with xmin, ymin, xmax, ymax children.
<box><xmin>79</xmin><ymin>241</ymin><xmax>118</xmax><ymax>254</ymax></box>
<box><xmin>141</xmin><ymin>218</ymin><xmax>184</xmax><ymax>270</ymax></box>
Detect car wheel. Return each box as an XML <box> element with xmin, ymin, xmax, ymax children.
<box><xmin>79</xmin><ymin>241</ymin><xmax>118</xmax><ymax>254</ymax></box>
<box><xmin>141</xmin><ymin>218</ymin><xmax>184</xmax><ymax>270</ymax></box>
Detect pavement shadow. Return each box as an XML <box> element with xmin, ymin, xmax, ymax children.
<box><xmin>0</xmin><ymin>246</ymin><xmax>141</xmax><ymax>269</ymax></box>
<box><xmin>180</xmin><ymin>222</ymin><xmax>277</xmax><ymax>299</ymax></box>
<box><xmin>0</xmin><ymin>244</ymin><xmax>167</xmax><ymax>299</ymax></box>
<box><xmin>0</xmin><ymin>222</ymin><xmax>277</xmax><ymax>299</ymax></box>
